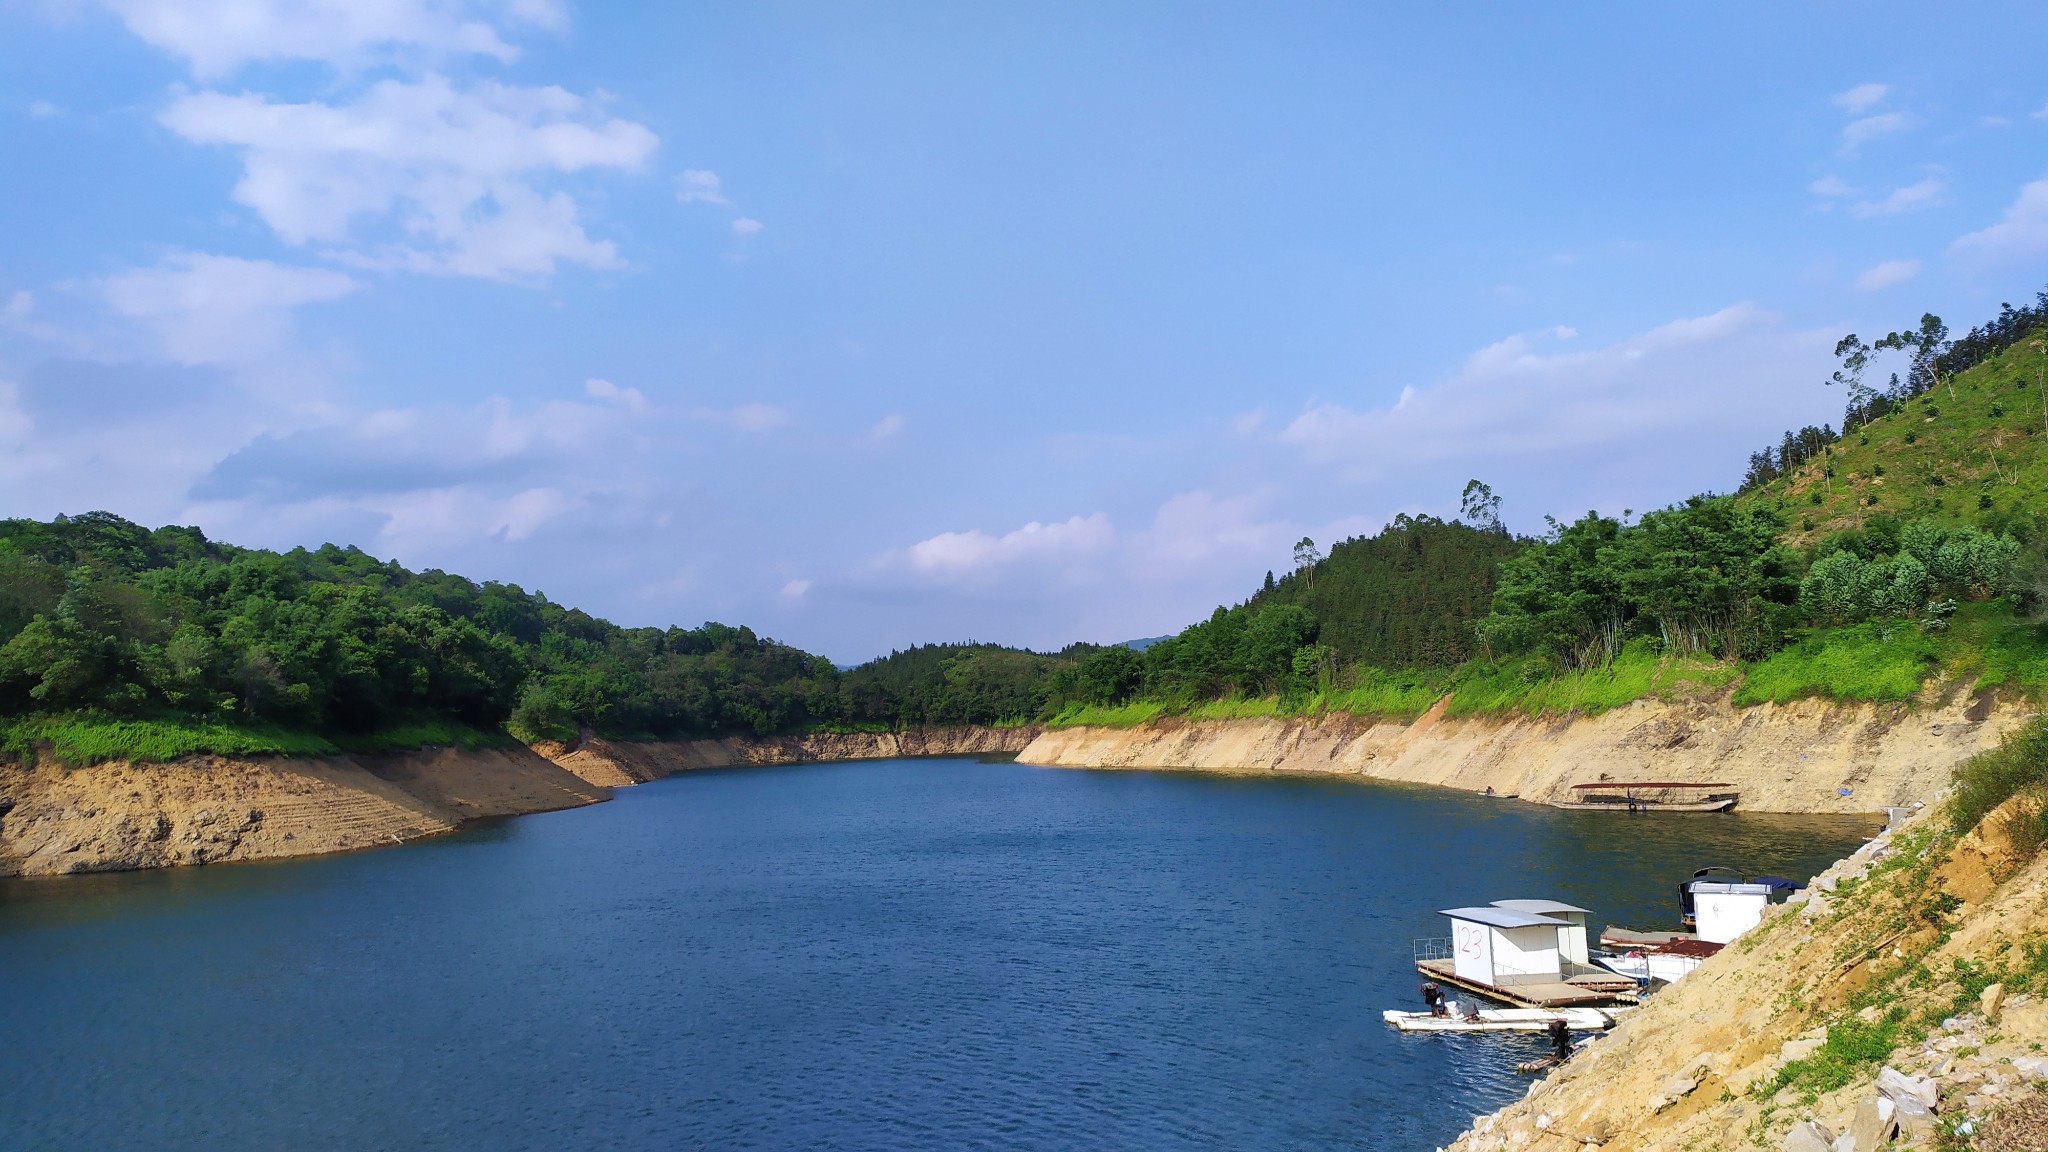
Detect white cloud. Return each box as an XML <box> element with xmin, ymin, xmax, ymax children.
<box><xmin>1952</xmin><ymin>175</ymin><xmax>2048</xmax><ymax>264</ymax></box>
<box><xmin>688</xmin><ymin>402</ymin><xmax>788</xmax><ymax>431</ymax></box>
<box><xmin>676</xmin><ymin>169</ymin><xmax>728</xmax><ymax>204</ymax></box>
<box><xmin>584</xmin><ymin>377</ymin><xmax>646</xmax><ymax>410</ymax></box>
<box><xmin>159</xmin><ymin>75</ymin><xmax>658</xmax><ymax>280</ymax></box>
<box><xmin>781</xmin><ymin>579</ymin><xmax>811</xmax><ymax>598</ymax></box>
<box><xmin>1849</xmin><ymin>176</ymin><xmax>1944</xmax><ymax>218</ymax></box>
<box><xmin>1810</xmin><ymin>175</ymin><xmax>1854</xmax><ymax>198</ymax></box>
<box><xmin>1277</xmin><ymin>303</ymin><xmax>1823</xmax><ymax>490</ymax></box>
<box><xmin>904</xmin><ymin>513</ymin><xmax>1115</xmax><ymax>580</ymax></box>
<box><xmin>2033</xmin><ymin>103</ymin><xmax>2048</xmax><ymax>121</ymax></box>
<box><xmin>101</xmin><ymin>253</ymin><xmax>359</xmax><ymax>367</ymax></box>
<box><xmin>871</xmin><ymin>413</ymin><xmax>905</xmax><ymax>439</ymax></box>
<box><xmin>104</xmin><ymin>0</ymin><xmax>568</xmax><ymax>77</ymax></box>
<box><xmin>730</xmin><ymin>216</ymin><xmax>764</xmax><ymax>235</ymax></box>
<box><xmin>28</xmin><ymin>100</ymin><xmax>62</xmax><ymax>119</ymax></box>
<box><xmin>490</xmin><ymin>485</ymin><xmax>571</xmax><ymax>540</ymax></box>
<box><xmin>1833</xmin><ymin>83</ymin><xmax>1888</xmax><ymax>114</ymax></box>
<box><xmin>1841</xmin><ymin>111</ymin><xmax>1909</xmax><ymax>153</ymax></box>
<box><xmin>1853</xmin><ymin>258</ymin><xmax>1921</xmax><ymax>292</ymax></box>
<box><xmin>0</xmin><ymin>382</ymin><xmax>30</xmax><ymax>446</ymax></box>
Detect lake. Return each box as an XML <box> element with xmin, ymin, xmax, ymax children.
<box><xmin>0</xmin><ymin>756</ymin><xmax>1876</xmax><ymax>1150</ymax></box>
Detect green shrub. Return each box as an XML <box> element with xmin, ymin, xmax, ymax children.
<box><xmin>1734</xmin><ymin>623</ymin><xmax>1938</xmax><ymax>705</ymax></box>
<box><xmin>0</xmin><ymin>714</ymin><xmax>338</xmax><ymax>766</ymax></box>
<box><xmin>1950</xmin><ymin>719</ymin><xmax>2048</xmax><ymax>838</ymax></box>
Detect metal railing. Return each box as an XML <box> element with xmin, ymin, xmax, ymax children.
<box><xmin>1413</xmin><ymin>937</ymin><xmax>1453</xmax><ymax>962</ymax></box>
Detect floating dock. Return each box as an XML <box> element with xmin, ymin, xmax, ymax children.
<box><xmin>1382</xmin><ymin>1006</ymin><xmax>1630</xmax><ymax>1033</ymax></box>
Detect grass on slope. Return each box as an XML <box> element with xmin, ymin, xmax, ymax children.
<box><xmin>1738</xmin><ymin>330</ymin><xmax>2048</xmax><ymax>545</ymax></box>
<box><xmin>1</xmin><ymin>714</ymin><xmax>514</xmax><ymax>767</ymax></box>
<box><xmin>1736</xmin><ymin>601</ymin><xmax>2048</xmax><ymax>706</ymax></box>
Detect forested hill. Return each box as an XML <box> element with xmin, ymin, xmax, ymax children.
<box><xmin>0</xmin><ymin>514</ymin><xmax>1099</xmax><ymax>759</ymax></box>
<box><xmin>1054</xmin><ymin>287</ymin><xmax>2048</xmax><ymax>725</ymax></box>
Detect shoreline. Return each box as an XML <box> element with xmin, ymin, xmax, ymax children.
<box><xmin>0</xmin><ymin>725</ymin><xmax>1038</xmax><ymax>877</ymax></box>
<box><xmin>1015</xmin><ymin>687</ymin><xmax>2023</xmax><ymax>814</ymax></box>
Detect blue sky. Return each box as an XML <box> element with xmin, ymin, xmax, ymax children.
<box><xmin>4</xmin><ymin>1</ymin><xmax>2048</xmax><ymax>661</ymax></box>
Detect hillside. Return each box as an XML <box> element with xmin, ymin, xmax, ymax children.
<box><xmin>1738</xmin><ymin>309</ymin><xmax>2048</xmax><ymax>547</ymax></box>
<box><xmin>1054</xmin><ymin>293</ymin><xmax>2048</xmax><ymax>730</ymax></box>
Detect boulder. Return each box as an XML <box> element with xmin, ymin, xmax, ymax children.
<box><xmin>1783</xmin><ymin>1119</ymin><xmax>1836</xmax><ymax>1152</ymax></box>
<box><xmin>1659</xmin><ymin>1074</ymin><xmax>1701</xmax><ymax>1100</ymax></box>
<box><xmin>1782</xmin><ymin>1037</ymin><xmax>1827</xmax><ymax>1062</ymax></box>
<box><xmin>1848</xmin><ymin>1094</ymin><xmax>1897</xmax><ymax>1149</ymax></box>
<box><xmin>1873</xmin><ymin>1066</ymin><xmax>1938</xmax><ymax>1118</ymax></box>
<box><xmin>1981</xmin><ymin>982</ymin><xmax>2006</xmax><ymax>1021</ymax></box>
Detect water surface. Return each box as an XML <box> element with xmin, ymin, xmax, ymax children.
<box><xmin>0</xmin><ymin>757</ymin><xmax>1876</xmax><ymax>1150</ymax></box>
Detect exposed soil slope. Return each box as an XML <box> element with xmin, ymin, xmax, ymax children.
<box><xmin>532</xmin><ymin>725</ymin><xmax>1040</xmax><ymax>788</ymax></box>
<box><xmin>1019</xmin><ymin>691</ymin><xmax>2019</xmax><ymax>814</ymax></box>
<box><xmin>0</xmin><ymin>726</ymin><xmax>1036</xmax><ymax>876</ymax></box>
<box><xmin>0</xmin><ymin>746</ymin><xmax>608</xmax><ymax>877</ymax></box>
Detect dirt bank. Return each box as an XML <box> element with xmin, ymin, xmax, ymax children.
<box><xmin>0</xmin><ymin>726</ymin><xmax>1036</xmax><ymax>877</ymax></box>
<box><xmin>1018</xmin><ymin>690</ymin><xmax>2020</xmax><ymax>814</ymax></box>
<box><xmin>0</xmin><ymin>745</ymin><xmax>609</xmax><ymax>877</ymax></box>
<box><xmin>533</xmin><ymin>725</ymin><xmax>1041</xmax><ymax>788</ymax></box>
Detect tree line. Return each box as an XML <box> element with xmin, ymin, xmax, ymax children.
<box><xmin>0</xmin><ymin>512</ymin><xmax>1094</xmax><ymax>741</ymax></box>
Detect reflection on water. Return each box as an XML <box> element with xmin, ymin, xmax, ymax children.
<box><xmin>0</xmin><ymin>759</ymin><xmax>1877</xmax><ymax>1151</ymax></box>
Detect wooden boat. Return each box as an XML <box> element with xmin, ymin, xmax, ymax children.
<box><xmin>1549</xmin><ymin>781</ymin><xmax>1738</xmax><ymax>812</ymax></box>
<box><xmin>1381</xmin><ymin>1006</ymin><xmax>1629</xmax><ymax>1033</ymax></box>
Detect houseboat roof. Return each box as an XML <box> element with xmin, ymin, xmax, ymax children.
<box><xmin>1491</xmin><ymin>898</ymin><xmax>1592</xmax><ymax>916</ymax></box>
<box><xmin>1686</xmin><ymin>880</ymin><xmax>1775</xmax><ymax>896</ymax></box>
<box><xmin>1439</xmin><ymin>906</ymin><xmax>1569</xmax><ymax>929</ymax></box>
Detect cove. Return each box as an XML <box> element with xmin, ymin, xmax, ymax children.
<box><xmin>0</xmin><ymin>757</ymin><xmax>1875</xmax><ymax>1151</ymax></box>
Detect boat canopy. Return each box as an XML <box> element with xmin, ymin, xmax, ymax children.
<box><xmin>1749</xmin><ymin>875</ymin><xmax>1806</xmax><ymax>891</ymax></box>
<box><xmin>1438</xmin><ymin>906</ymin><xmax>1568</xmax><ymax>929</ymax></box>
<box><xmin>1687</xmin><ymin>880</ymin><xmax>1775</xmax><ymax>896</ymax></box>
<box><xmin>1570</xmin><ymin>781</ymin><xmax>1736</xmax><ymax>790</ymax></box>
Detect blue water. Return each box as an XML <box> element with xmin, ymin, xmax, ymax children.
<box><xmin>0</xmin><ymin>757</ymin><xmax>1875</xmax><ymax>1151</ymax></box>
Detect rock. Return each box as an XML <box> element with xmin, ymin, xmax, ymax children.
<box><xmin>1659</xmin><ymin>1074</ymin><xmax>1701</xmax><ymax>1099</ymax></box>
<box><xmin>1783</xmin><ymin>1119</ymin><xmax>1836</xmax><ymax>1152</ymax></box>
<box><xmin>1849</xmin><ymin>1094</ymin><xmax>1897</xmax><ymax>1149</ymax></box>
<box><xmin>1647</xmin><ymin>1094</ymin><xmax>1670</xmax><ymax>1113</ymax></box>
<box><xmin>1856</xmin><ymin>1005</ymin><xmax>1884</xmax><ymax>1024</ymax></box>
<box><xmin>1783</xmin><ymin>1037</ymin><xmax>1827</xmax><ymax>1061</ymax></box>
<box><xmin>2012</xmin><ymin>1055</ymin><xmax>2048</xmax><ymax>1080</ymax></box>
<box><xmin>1728</xmin><ymin>1059</ymin><xmax>1776</xmax><ymax>1094</ymax></box>
<box><xmin>1678</xmin><ymin>1052</ymin><xmax>1717</xmax><ymax>1079</ymax></box>
<box><xmin>1981</xmin><ymin>982</ymin><xmax>2006</xmax><ymax>1021</ymax></box>
<box><xmin>1874</xmin><ymin>1066</ymin><xmax>1938</xmax><ymax>1114</ymax></box>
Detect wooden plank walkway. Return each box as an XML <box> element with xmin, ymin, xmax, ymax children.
<box><xmin>1416</xmin><ymin>958</ymin><xmax>1638</xmax><ymax>1009</ymax></box>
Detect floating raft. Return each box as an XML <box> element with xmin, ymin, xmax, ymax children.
<box><xmin>1381</xmin><ymin>1006</ymin><xmax>1629</xmax><ymax>1033</ymax></box>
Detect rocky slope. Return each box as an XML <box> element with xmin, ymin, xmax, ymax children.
<box><xmin>1443</xmin><ymin>794</ymin><xmax>2048</xmax><ymax>1152</ymax></box>
<box><xmin>1018</xmin><ymin>690</ymin><xmax>2018</xmax><ymax>814</ymax></box>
